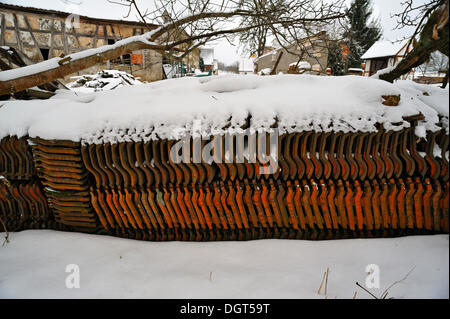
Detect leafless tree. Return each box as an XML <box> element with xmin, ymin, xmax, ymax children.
<box><xmin>379</xmin><ymin>0</ymin><xmax>449</xmax><ymax>86</ymax></box>
<box><xmin>0</xmin><ymin>0</ymin><xmax>348</xmax><ymax>95</ymax></box>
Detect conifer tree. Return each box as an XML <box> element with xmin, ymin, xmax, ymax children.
<box><xmin>345</xmin><ymin>0</ymin><xmax>382</xmax><ymax>69</ymax></box>
<box><xmin>327</xmin><ymin>42</ymin><xmax>346</xmax><ymax>75</ymax></box>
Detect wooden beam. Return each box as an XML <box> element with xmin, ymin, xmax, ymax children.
<box><xmin>71</xmin><ymin>26</ymin><xmax>81</xmax><ymax>48</ymax></box>
<box><xmin>1</xmin><ymin>14</ymin><xmax>5</xmax><ymax>46</ymax></box>
<box><xmin>12</xmin><ymin>13</ymin><xmax>24</xmax><ymax>52</ymax></box>
<box><xmin>3</xmin><ymin>25</ymin><xmax>121</xmax><ymax>39</ymax></box>
<box><xmin>61</xmin><ymin>20</ymin><xmax>69</xmax><ymax>55</ymax></box>
<box><xmin>103</xmin><ymin>25</ymin><xmax>108</xmax><ymax>44</ymax></box>
<box><xmin>1</xmin><ymin>42</ymin><xmax>65</xmax><ymax>50</ymax></box>
<box><xmin>49</xmin><ymin>15</ymin><xmax>55</xmax><ymax>59</ymax></box>
<box><xmin>24</xmin><ymin>15</ymin><xmax>45</xmax><ymax>61</ymax></box>
<box><xmin>93</xmin><ymin>25</ymin><xmax>99</xmax><ymax>48</ymax></box>
<box><xmin>109</xmin><ymin>24</ymin><xmax>125</xmax><ymax>64</ymax></box>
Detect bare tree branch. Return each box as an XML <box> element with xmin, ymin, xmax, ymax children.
<box><xmin>0</xmin><ymin>0</ymin><xmax>349</xmax><ymax>95</ymax></box>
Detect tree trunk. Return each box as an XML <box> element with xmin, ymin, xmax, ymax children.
<box><xmin>379</xmin><ymin>5</ymin><xmax>449</xmax><ymax>83</ymax></box>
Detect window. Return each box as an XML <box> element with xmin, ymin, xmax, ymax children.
<box><xmin>369</xmin><ymin>58</ymin><xmax>388</xmax><ymax>76</ymax></box>
<box><xmin>122</xmin><ymin>54</ymin><xmax>131</xmax><ymax>65</ymax></box>
<box><xmin>108</xmin><ymin>39</ymin><xmax>131</xmax><ymax>65</ymax></box>
<box><xmin>40</xmin><ymin>48</ymin><xmax>49</xmax><ymax>60</ymax></box>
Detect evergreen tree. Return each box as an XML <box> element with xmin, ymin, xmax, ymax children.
<box><xmin>327</xmin><ymin>42</ymin><xmax>346</xmax><ymax>75</ymax></box>
<box><xmin>345</xmin><ymin>0</ymin><xmax>382</xmax><ymax>69</ymax></box>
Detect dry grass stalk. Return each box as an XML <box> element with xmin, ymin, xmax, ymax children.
<box><xmin>317</xmin><ymin>267</ymin><xmax>330</xmax><ymax>295</ymax></box>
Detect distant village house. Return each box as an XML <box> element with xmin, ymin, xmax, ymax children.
<box><xmin>253</xmin><ymin>32</ymin><xmax>330</xmax><ymax>74</ymax></box>
<box><xmin>361</xmin><ymin>40</ymin><xmax>414</xmax><ymax>78</ymax></box>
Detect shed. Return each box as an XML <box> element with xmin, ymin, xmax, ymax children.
<box><xmin>361</xmin><ymin>40</ymin><xmax>413</xmax><ymax>78</ymax></box>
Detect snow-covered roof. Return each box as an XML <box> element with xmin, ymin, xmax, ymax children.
<box><xmin>361</xmin><ymin>40</ymin><xmax>409</xmax><ymax>60</ymax></box>
<box><xmin>289</xmin><ymin>61</ymin><xmax>311</xmax><ymax>69</ymax></box>
<box><xmin>254</xmin><ymin>49</ymin><xmax>280</xmax><ymax>63</ymax></box>
<box><xmin>0</xmin><ymin>75</ymin><xmax>447</xmax><ymax>143</ymax></box>
<box><xmin>0</xmin><ymin>0</ymin><xmax>149</xmax><ymax>24</ymax></box>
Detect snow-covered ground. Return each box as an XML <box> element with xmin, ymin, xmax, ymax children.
<box><xmin>0</xmin><ymin>231</ymin><xmax>448</xmax><ymax>299</ymax></box>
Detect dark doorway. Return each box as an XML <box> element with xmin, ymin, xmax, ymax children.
<box><xmin>40</xmin><ymin>48</ymin><xmax>49</xmax><ymax>60</ymax></box>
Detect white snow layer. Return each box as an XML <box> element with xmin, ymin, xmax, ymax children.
<box><xmin>0</xmin><ymin>230</ymin><xmax>448</xmax><ymax>298</ymax></box>
<box><xmin>0</xmin><ymin>75</ymin><xmax>447</xmax><ymax>143</ymax></box>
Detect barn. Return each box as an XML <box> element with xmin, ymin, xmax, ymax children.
<box><xmin>0</xmin><ymin>2</ymin><xmax>200</xmax><ymax>82</ymax></box>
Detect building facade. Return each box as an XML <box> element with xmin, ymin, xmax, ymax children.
<box><xmin>0</xmin><ymin>3</ymin><xmax>200</xmax><ymax>83</ymax></box>
<box><xmin>361</xmin><ymin>40</ymin><xmax>413</xmax><ymax>78</ymax></box>
<box><xmin>253</xmin><ymin>32</ymin><xmax>330</xmax><ymax>74</ymax></box>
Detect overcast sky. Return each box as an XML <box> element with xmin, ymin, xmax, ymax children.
<box><xmin>1</xmin><ymin>0</ymin><xmax>429</xmax><ymax>64</ymax></box>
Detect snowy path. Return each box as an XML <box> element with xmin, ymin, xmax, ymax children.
<box><xmin>0</xmin><ymin>231</ymin><xmax>448</xmax><ymax>299</ymax></box>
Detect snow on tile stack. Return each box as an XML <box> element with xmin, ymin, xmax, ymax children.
<box><xmin>0</xmin><ymin>75</ymin><xmax>448</xmax><ymax>241</ymax></box>
<box><xmin>0</xmin><ymin>75</ymin><xmax>447</xmax><ymax>142</ymax></box>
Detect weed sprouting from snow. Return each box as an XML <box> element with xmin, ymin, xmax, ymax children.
<box><xmin>356</xmin><ymin>266</ymin><xmax>416</xmax><ymax>299</ymax></box>
<box><xmin>0</xmin><ymin>217</ymin><xmax>9</xmax><ymax>247</ymax></box>
<box><xmin>317</xmin><ymin>267</ymin><xmax>330</xmax><ymax>297</ymax></box>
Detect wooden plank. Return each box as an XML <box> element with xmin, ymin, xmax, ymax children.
<box><xmin>24</xmin><ymin>15</ymin><xmax>45</xmax><ymax>61</ymax></box>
